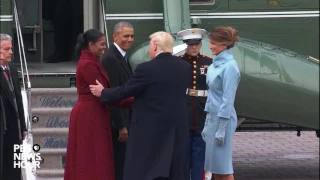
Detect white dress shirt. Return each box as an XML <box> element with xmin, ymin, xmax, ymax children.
<box><xmin>114</xmin><ymin>42</ymin><xmax>126</xmax><ymax>58</ymax></box>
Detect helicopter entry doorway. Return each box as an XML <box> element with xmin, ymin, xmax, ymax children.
<box><xmin>42</xmin><ymin>0</ymin><xmax>84</xmax><ymax>63</ymax></box>
<box><xmin>13</xmin><ymin>0</ymin><xmax>84</xmax><ymax>64</ymax></box>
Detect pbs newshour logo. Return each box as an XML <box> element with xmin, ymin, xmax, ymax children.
<box><xmin>13</xmin><ymin>144</ymin><xmax>42</xmax><ymax>168</ymax></box>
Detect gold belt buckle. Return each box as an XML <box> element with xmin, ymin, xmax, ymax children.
<box><xmin>189</xmin><ymin>89</ymin><xmax>198</xmax><ymax>97</ymax></box>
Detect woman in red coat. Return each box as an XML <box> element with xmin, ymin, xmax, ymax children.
<box><xmin>64</xmin><ymin>29</ymin><xmax>133</xmax><ymax>180</ymax></box>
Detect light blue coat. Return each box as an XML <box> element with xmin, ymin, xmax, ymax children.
<box><xmin>202</xmin><ymin>49</ymin><xmax>240</xmax><ymax>174</ymax></box>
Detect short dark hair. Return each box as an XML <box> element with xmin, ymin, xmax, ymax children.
<box><xmin>113</xmin><ymin>21</ymin><xmax>133</xmax><ymax>34</ymax></box>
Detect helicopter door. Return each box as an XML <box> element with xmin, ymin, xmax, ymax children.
<box><xmin>241</xmin><ymin>41</ymin><xmax>280</xmax><ymax>121</ymax></box>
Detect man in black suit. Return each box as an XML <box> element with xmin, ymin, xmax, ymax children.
<box><xmin>90</xmin><ymin>31</ymin><xmax>191</xmax><ymax>180</ymax></box>
<box><xmin>0</xmin><ymin>34</ymin><xmax>27</xmax><ymax>180</ymax></box>
<box><xmin>0</xmin><ymin>72</ymin><xmax>5</xmax><ymax>180</ymax></box>
<box><xmin>100</xmin><ymin>21</ymin><xmax>134</xmax><ymax>180</ymax></box>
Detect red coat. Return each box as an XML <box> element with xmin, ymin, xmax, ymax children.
<box><xmin>64</xmin><ymin>49</ymin><xmax>133</xmax><ymax>180</ymax></box>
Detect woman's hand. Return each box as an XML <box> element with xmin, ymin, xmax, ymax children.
<box><xmin>215</xmin><ymin>118</ymin><xmax>228</xmax><ymax>146</ymax></box>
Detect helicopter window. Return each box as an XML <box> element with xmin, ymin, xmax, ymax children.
<box><xmin>190</xmin><ymin>0</ymin><xmax>215</xmax><ymax>5</ymax></box>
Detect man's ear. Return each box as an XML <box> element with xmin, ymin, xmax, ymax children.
<box><xmin>112</xmin><ymin>33</ymin><xmax>117</xmax><ymax>41</ymax></box>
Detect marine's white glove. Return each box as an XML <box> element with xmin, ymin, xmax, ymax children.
<box><xmin>215</xmin><ymin>118</ymin><xmax>228</xmax><ymax>146</ymax></box>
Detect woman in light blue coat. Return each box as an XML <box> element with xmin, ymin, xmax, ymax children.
<box><xmin>202</xmin><ymin>26</ymin><xmax>240</xmax><ymax>180</ymax></box>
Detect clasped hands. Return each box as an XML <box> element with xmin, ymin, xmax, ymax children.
<box><xmin>89</xmin><ymin>80</ymin><xmax>104</xmax><ymax>97</ymax></box>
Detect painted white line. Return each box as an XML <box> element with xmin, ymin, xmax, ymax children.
<box><xmin>104</xmin><ymin>11</ymin><xmax>319</xmax><ymax>20</ymax></box>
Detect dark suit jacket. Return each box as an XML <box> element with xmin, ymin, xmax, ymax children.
<box><xmin>0</xmin><ymin>95</ymin><xmax>5</xmax><ymax>178</ymax></box>
<box><xmin>101</xmin><ymin>44</ymin><xmax>132</xmax><ymax>130</ymax></box>
<box><xmin>100</xmin><ymin>43</ymin><xmax>133</xmax><ymax>180</ymax></box>
<box><xmin>0</xmin><ymin>65</ymin><xmax>26</xmax><ymax>140</ymax></box>
<box><xmin>0</xmin><ymin>65</ymin><xmax>26</xmax><ymax>179</ymax></box>
<box><xmin>100</xmin><ymin>52</ymin><xmax>191</xmax><ymax>180</ymax></box>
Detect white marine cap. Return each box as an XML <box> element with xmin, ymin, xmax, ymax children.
<box><xmin>177</xmin><ymin>28</ymin><xmax>207</xmax><ymax>45</ymax></box>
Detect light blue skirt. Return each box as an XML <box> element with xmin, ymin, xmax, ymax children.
<box><xmin>202</xmin><ymin>113</ymin><xmax>237</xmax><ymax>174</ymax></box>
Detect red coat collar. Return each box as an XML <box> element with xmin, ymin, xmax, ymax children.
<box><xmin>80</xmin><ymin>49</ymin><xmax>99</xmax><ymax>61</ymax></box>
<box><xmin>80</xmin><ymin>49</ymin><xmax>110</xmax><ymax>86</ymax></box>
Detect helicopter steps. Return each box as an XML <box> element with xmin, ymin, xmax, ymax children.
<box><xmin>26</xmin><ymin>87</ymin><xmax>77</xmax><ymax>179</ymax></box>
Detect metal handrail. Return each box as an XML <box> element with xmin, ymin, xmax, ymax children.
<box><xmin>13</xmin><ymin>0</ymin><xmax>32</xmax><ymax>142</ymax></box>
<box><xmin>100</xmin><ymin>0</ymin><xmax>110</xmax><ymax>47</ymax></box>
<box><xmin>13</xmin><ymin>2</ymin><xmax>25</xmax><ymax>90</ymax></box>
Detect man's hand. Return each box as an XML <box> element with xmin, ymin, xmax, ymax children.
<box><xmin>22</xmin><ymin>131</ymin><xmax>27</xmax><ymax>140</ymax></box>
<box><xmin>89</xmin><ymin>80</ymin><xmax>104</xmax><ymax>97</ymax></box>
<box><xmin>118</xmin><ymin>127</ymin><xmax>128</xmax><ymax>142</ymax></box>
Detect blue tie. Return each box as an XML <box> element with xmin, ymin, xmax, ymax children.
<box><xmin>124</xmin><ymin>54</ymin><xmax>128</xmax><ymax>62</ymax></box>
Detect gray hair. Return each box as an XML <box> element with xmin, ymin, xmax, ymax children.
<box><xmin>113</xmin><ymin>21</ymin><xmax>133</xmax><ymax>34</ymax></box>
<box><xmin>0</xmin><ymin>33</ymin><xmax>12</xmax><ymax>42</ymax></box>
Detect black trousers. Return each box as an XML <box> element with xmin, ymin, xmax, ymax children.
<box><xmin>2</xmin><ymin>133</ymin><xmax>21</xmax><ymax>180</ymax></box>
<box><xmin>111</xmin><ymin>128</ymin><xmax>127</xmax><ymax>180</ymax></box>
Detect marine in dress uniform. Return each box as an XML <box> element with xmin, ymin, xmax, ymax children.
<box><xmin>177</xmin><ymin>28</ymin><xmax>212</xmax><ymax>180</ymax></box>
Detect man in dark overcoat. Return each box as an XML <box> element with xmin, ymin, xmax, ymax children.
<box><xmin>0</xmin><ymin>75</ymin><xmax>5</xmax><ymax>180</ymax></box>
<box><xmin>90</xmin><ymin>31</ymin><xmax>191</xmax><ymax>180</ymax></box>
<box><xmin>100</xmin><ymin>21</ymin><xmax>134</xmax><ymax>180</ymax></box>
<box><xmin>0</xmin><ymin>33</ymin><xmax>27</xmax><ymax>180</ymax></box>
